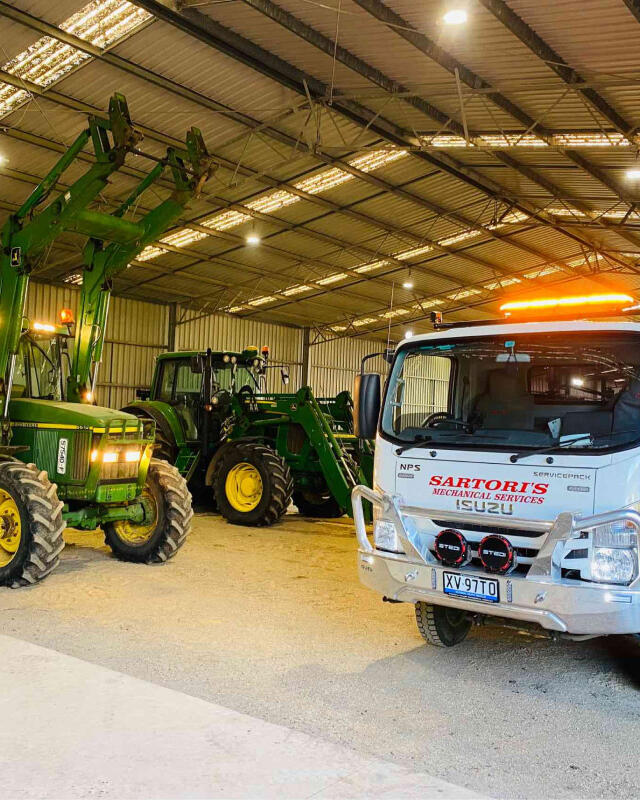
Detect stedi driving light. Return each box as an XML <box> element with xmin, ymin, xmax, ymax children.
<box><xmin>32</xmin><ymin>322</ymin><xmax>55</xmax><ymax>333</ymax></box>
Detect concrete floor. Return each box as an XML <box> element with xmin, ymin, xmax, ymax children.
<box><xmin>2</xmin><ymin>511</ymin><xmax>640</xmax><ymax>799</ymax></box>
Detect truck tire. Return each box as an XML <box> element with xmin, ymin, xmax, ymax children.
<box><xmin>0</xmin><ymin>461</ymin><xmax>65</xmax><ymax>588</ymax></box>
<box><xmin>415</xmin><ymin>602</ymin><xmax>472</xmax><ymax>647</ymax></box>
<box><xmin>104</xmin><ymin>458</ymin><xmax>192</xmax><ymax>563</ymax></box>
<box><xmin>293</xmin><ymin>490</ymin><xmax>343</xmax><ymax>519</ymax></box>
<box><xmin>214</xmin><ymin>442</ymin><xmax>293</xmax><ymax>527</ymax></box>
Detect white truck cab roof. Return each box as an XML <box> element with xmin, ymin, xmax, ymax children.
<box><xmin>400</xmin><ymin>319</ymin><xmax>640</xmax><ymax>347</ymax></box>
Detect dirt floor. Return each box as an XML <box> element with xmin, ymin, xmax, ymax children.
<box><xmin>2</xmin><ymin>510</ymin><xmax>640</xmax><ymax>799</ymax></box>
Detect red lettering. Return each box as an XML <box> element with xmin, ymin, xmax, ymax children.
<box><xmin>457</xmin><ymin>477</ymin><xmax>471</xmax><ymax>488</ymax></box>
<box><xmin>429</xmin><ymin>476</ymin><xmax>442</xmax><ymax>486</ymax></box>
<box><xmin>442</xmin><ymin>477</ymin><xmax>456</xmax><ymax>487</ymax></box>
<box><xmin>485</xmin><ymin>480</ymin><xmax>500</xmax><ymax>491</ymax></box>
<box><xmin>533</xmin><ymin>483</ymin><xmax>549</xmax><ymax>495</ymax></box>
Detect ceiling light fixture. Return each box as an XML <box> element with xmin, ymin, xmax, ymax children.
<box><xmin>443</xmin><ymin>9</ymin><xmax>468</xmax><ymax>25</ymax></box>
<box><xmin>402</xmin><ymin>280</ymin><xmax>414</xmax><ymax>289</ymax></box>
<box><xmin>405</xmin><ymin>330</ymin><xmax>414</xmax><ymax>338</ymax></box>
<box><xmin>246</xmin><ymin>233</ymin><xmax>261</xmax><ymax>245</ymax></box>
<box><xmin>627</xmin><ymin>168</ymin><xmax>640</xmax><ymax>180</ymax></box>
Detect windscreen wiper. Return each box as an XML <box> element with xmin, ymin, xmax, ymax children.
<box><xmin>510</xmin><ymin>430</ymin><xmax>637</xmax><ymax>463</ymax></box>
<box><xmin>395</xmin><ymin>435</ymin><xmax>433</xmax><ymax>455</ymax></box>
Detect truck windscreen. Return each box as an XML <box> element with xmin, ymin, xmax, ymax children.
<box><xmin>382</xmin><ymin>331</ymin><xmax>640</xmax><ymax>452</ymax></box>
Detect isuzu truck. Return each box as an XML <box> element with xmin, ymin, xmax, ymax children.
<box><xmin>352</xmin><ymin>292</ymin><xmax>640</xmax><ymax>646</ymax></box>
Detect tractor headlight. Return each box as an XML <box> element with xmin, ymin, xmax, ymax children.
<box><xmin>102</xmin><ymin>451</ymin><xmax>118</xmax><ymax>463</ymax></box>
<box><xmin>223</xmin><ymin>354</ymin><xmax>230</xmax><ymax>363</ymax></box>
<box><xmin>124</xmin><ymin>449</ymin><xmax>141</xmax><ymax>463</ymax></box>
<box><xmin>589</xmin><ymin>521</ymin><xmax>638</xmax><ymax>585</ymax></box>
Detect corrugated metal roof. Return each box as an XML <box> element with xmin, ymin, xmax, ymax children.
<box><xmin>2</xmin><ymin>0</ymin><xmax>640</xmax><ymax>338</ymax></box>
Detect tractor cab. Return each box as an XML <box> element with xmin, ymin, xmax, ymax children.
<box><xmin>144</xmin><ymin>348</ymin><xmax>268</xmax><ymax>443</ymax></box>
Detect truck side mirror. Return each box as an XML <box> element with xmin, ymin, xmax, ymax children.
<box><xmin>136</xmin><ymin>387</ymin><xmax>150</xmax><ymax>400</ymax></box>
<box><xmin>281</xmin><ymin>366</ymin><xmax>290</xmax><ymax>386</ymax></box>
<box><xmin>353</xmin><ymin>373</ymin><xmax>381</xmax><ymax>439</ymax></box>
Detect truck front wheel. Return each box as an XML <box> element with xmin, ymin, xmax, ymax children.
<box><xmin>415</xmin><ymin>602</ymin><xmax>472</xmax><ymax>647</ymax></box>
<box><xmin>215</xmin><ymin>442</ymin><xmax>293</xmax><ymax>526</ymax></box>
<box><xmin>104</xmin><ymin>459</ymin><xmax>192</xmax><ymax>563</ymax></box>
<box><xmin>0</xmin><ymin>461</ymin><xmax>65</xmax><ymax>588</ymax></box>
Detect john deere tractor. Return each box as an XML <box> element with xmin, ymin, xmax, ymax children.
<box><xmin>123</xmin><ymin>347</ymin><xmax>373</xmax><ymax>526</ymax></box>
<box><xmin>0</xmin><ymin>94</ymin><xmax>213</xmax><ymax>586</ymax></box>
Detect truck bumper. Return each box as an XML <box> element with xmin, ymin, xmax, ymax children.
<box><xmin>352</xmin><ymin>486</ymin><xmax>640</xmax><ymax>636</ymax></box>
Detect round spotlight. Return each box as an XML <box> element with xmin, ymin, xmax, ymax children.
<box><xmin>443</xmin><ymin>8</ymin><xmax>467</xmax><ymax>25</ymax></box>
<box><xmin>246</xmin><ymin>233</ymin><xmax>261</xmax><ymax>245</ymax></box>
<box><xmin>402</xmin><ymin>280</ymin><xmax>414</xmax><ymax>289</ymax></box>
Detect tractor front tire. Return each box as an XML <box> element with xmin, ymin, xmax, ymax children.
<box><xmin>104</xmin><ymin>458</ymin><xmax>192</xmax><ymax>563</ymax></box>
<box><xmin>0</xmin><ymin>461</ymin><xmax>65</xmax><ymax>588</ymax></box>
<box><xmin>415</xmin><ymin>602</ymin><xmax>472</xmax><ymax>647</ymax></box>
<box><xmin>293</xmin><ymin>490</ymin><xmax>343</xmax><ymax>519</ymax></box>
<box><xmin>215</xmin><ymin>442</ymin><xmax>293</xmax><ymax>527</ymax></box>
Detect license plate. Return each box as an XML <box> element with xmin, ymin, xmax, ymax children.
<box><xmin>443</xmin><ymin>571</ymin><xmax>499</xmax><ymax>603</ymax></box>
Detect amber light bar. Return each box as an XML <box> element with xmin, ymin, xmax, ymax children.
<box><xmin>500</xmin><ymin>292</ymin><xmax>634</xmax><ymax>314</ymax></box>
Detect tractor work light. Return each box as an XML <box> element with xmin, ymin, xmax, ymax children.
<box><xmin>32</xmin><ymin>322</ymin><xmax>55</xmax><ymax>333</ymax></box>
<box><xmin>222</xmin><ymin>354</ymin><xmax>230</xmax><ymax>363</ymax></box>
<box><xmin>500</xmin><ymin>292</ymin><xmax>634</xmax><ymax>316</ymax></box>
<box><xmin>59</xmin><ymin>308</ymin><xmax>74</xmax><ymax>324</ymax></box>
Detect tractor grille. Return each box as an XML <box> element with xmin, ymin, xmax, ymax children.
<box><xmin>70</xmin><ymin>431</ymin><xmax>91</xmax><ymax>480</ymax></box>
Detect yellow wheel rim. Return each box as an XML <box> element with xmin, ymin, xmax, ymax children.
<box><xmin>0</xmin><ymin>488</ymin><xmax>21</xmax><ymax>568</ymax></box>
<box><xmin>225</xmin><ymin>462</ymin><xmax>263</xmax><ymax>512</ymax></box>
<box><xmin>112</xmin><ymin>486</ymin><xmax>158</xmax><ymax>545</ymax></box>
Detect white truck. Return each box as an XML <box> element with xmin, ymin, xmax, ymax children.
<box><xmin>352</xmin><ymin>294</ymin><xmax>640</xmax><ymax>646</ymax></box>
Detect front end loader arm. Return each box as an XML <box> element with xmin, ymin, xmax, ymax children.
<box><xmin>67</xmin><ymin>127</ymin><xmax>215</xmax><ymax>402</ymax></box>
<box><xmin>0</xmin><ymin>93</ymin><xmax>140</xmax><ymax>430</ymax></box>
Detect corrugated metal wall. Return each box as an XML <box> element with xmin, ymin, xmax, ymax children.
<box><xmin>25</xmin><ymin>283</ymin><xmax>390</xmax><ymax>407</ymax></box>
<box><xmin>175</xmin><ymin>310</ymin><xmax>304</xmax><ymax>392</ymax></box>
<box><xmin>308</xmin><ymin>336</ymin><xmax>389</xmax><ymax>398</ymax></box>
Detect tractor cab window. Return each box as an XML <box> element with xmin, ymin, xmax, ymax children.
<box><xmin>156</xmin><ymin>359</ymin><xmax>202</xmax><ymax>441</ymax></box>
<box><xmin>13</xmin><ymin>335</ymin><xmax>65</xmax><ymax>400</ymax></box>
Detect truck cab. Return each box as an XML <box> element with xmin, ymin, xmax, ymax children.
<box><xmin>353</xmin><ymin>295</ymin><xmax>640</xmax><ymax>645</ymax></box>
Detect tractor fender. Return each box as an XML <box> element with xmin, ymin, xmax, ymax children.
<box><xmin>204</xmin><ymin>437</ymin><xmax>263</xmax><ymax>486</ymax></box>
<box><xmin>121</xmin><ymin>401</ymin><xmax>184</xmax><ymax>450</ymax></box>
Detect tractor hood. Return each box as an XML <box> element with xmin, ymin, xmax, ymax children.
<box><xmin>9</xmin><ymin>398</ymin><xmax>140</xmax><ymax>430</ymax></box>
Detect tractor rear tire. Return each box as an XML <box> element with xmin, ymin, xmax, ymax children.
<box><xmin>215</xmin><ymin>442</ymin><xmax>293</xmax><ymax>527</ymax></box>
<box><xmin>104</xmin><ymin>458</ymin><xmax>192</xmax><ymax>563</ymax></box>
<box><xmin>0</xmin><ymin>461</ymin><xmax>65</xmax><ymax>588</ymax></box>
<box><xmin>293</xmin><ymin>490</ymin><xmax>343</xmax><ymax>519</ymax></box>
<box><xmin>415</xmin><ymin>602</ymin><xmax>472</xmax><ymax>647</ymax></box>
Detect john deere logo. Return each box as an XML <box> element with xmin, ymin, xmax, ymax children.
<box><xmin>10</xmin><ymin>247</ymin><xmax>21</xmax><ymax>268</ymax></box>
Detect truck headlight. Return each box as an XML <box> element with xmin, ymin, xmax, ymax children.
<box><xmin>373</xmin><ymin>520</ymin><xmax>400</xmax><ymax>551</ymax></box>
<box><xmin>590</xmin><ymin>521</ymin><xmax>638</xmax><ymax>585</ymax></box>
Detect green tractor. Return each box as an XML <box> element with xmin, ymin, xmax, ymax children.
<box><xmin>123</xmin><ymin>347</ymin><xmax>373</xmax><ymax>526</ymax></box>
<box><xmin>0</xmin><ymin>94</ymin><xmax>213</xmax><ymax>586</ymax></box>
